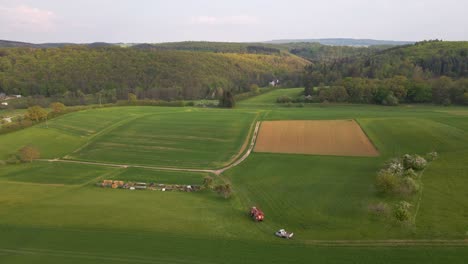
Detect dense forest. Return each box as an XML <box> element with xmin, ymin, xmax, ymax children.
<box><xmin>1</xmin><ymin>40</ymin><xmax>467</xmax><ymax>107</ymax></box>
<box><xmin>0</xmin><ymin>46</ymin><xmax>307</xmax><ymax>101</ymax></box>
<box><xmin>302</xmin><ymin>41</ymin><xmax>468</xmax><ymax>105</ymax></box>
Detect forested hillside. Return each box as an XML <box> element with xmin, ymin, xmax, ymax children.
<box><xmin>135</xmin><ymin>41</ymin><xmax>390</xmax><ymax>61</ymax></box>
<box><xmin>301</xmin><ymin>41</ymin><xmax>468</xmax><ymax>105</ymax></box>
<box><xmin>0</xmin><ymin>46</ymin><xmax>307</xmax><ymax>100</ymax></box>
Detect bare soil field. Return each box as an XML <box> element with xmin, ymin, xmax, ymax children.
<box><xmin>254</xmin><ymin>120</ymin><xmax>379</xmax><ymax>157</ymax></box>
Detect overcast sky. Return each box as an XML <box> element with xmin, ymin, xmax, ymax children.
<box><xmin>1</xmin><ymin>0</ymin><xmax>467</xmax><ymax>43</ymax></box>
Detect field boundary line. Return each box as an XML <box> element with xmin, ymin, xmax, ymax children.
<box><xmin>219</xmin><ymin>113</ymin><xmax>260</xmax><ymax>168</ymax></box>
<box><xmin>38</xmin><ymin>159</ymin><xmax>217</xmax><ymax>174</ymax></box>
<box><xmin>0</xmin><ymin>181</ymin><xmax>66</xmax><ymax>187</ymax></box>
<box><xmin>214</xmin><ymin>121</ymin><xmax>260</xmax><ymax>175</ymax></box>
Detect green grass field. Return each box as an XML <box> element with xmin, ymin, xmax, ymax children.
<box><xmin>68</xmin><ymin>109</ymin><xmax>257</xmax><ymax>168</ymax></box>
<box><xmin>238</xmin><ymin>87</ymin><xmax>303</xmax><ymax>107</ymax></box>
<box><xmin>1</xmin><ymin>92</ymin><xmax>467</xmax><ymax>263</ymax></box>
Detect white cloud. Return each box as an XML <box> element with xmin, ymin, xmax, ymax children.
<box><xmin>0</xmin><ymin>4</ymin><xmax>56</xmax><ymax>34</ymax></box>
<box><xmin>190</xmin><ymin>15</ymin><xmax>259</xmax><ymax>25</ymax></box>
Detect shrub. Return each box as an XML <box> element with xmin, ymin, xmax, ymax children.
<box><xmin>399</xmin><ymin>177</ymin><xmax>420</xmax><ymax>195</ymax></box>
<box><xmin>383</xmin><ymin>158</ymin><xmax>404</xmax><ymax>176</ymax></box>
<box><xmin>25</xmin><ymin>105</ymin><xmax>48</xmax><ymax>122</ymax></box>
<box><xmin>50</xmin><ymin>102</ymin><xmax>66</xmax><ymax>113</ymax></box>
<box><xmin>276</xmin><ymin>95</ymin><xmax>292</xmax><ymax>103</ymax></box>
<box><xmin>403</xmin><ymin>154</ymin><xmax>427</xmax><ymax>171</ymax></box>
<box><xmin>203</xmin><ymin>176</ymin><xmax>214</xmax><ymax>190</ymax></box>
<box><xmin>403</xmin><ymin>168</ymin><xmax>418</xmax><ymax>178</ymax></box>
<box><xmin>426</xmin><ymin>151</ymin><xmax>438</xmax><ymax>161</ymax></box>
<box><xmin>368</xmin><ymin>202</ymin><xmax>390</xmax><ymax>216</ymax></box>
<box><xmin>6</xmin><ymin>154</ymin><xmax>21</xmax><ymax>164</ymax></box>
<box><xmin>394</xmin><ymin>201</ymin><xmax>412</xmax><ymax>222</ymax></box>
<box><xmin>214</xmin><ymin>183</ymin><xmax>232</xmax><ymax>199</ymax></box>
<box><xmin>382</xmin><ymin>93</ymin><xmax>399</xmax><ymax>106</ymax></box>
<box><xmin>128</xmin><ymin>93</ymin><xmax>137</xmax><ymax>103</ymax></box>
<box><xmin>375</xmin><ymin>170</ymin><xmax>399</xmax><ymax>194</ymax></box>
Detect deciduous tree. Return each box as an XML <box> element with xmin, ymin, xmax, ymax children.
<box><xmin>19</xmin><ymin>145</ymin><xmax>40</xmax><ymax>163</ymax></box>
<box><xmin>25</xmin><ymin>106</ymin><xmax>48</xmax><ymax>122</ymax></box>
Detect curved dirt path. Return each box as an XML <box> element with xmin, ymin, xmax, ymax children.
<box><xmin>39</xmin><ymin>121</ymin><xmax>261</xmax><ymax>176</ymax></box>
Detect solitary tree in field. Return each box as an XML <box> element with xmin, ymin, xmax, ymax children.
<box><xmin>19</xmin><ymin>145</ymin><xmax>40</xmax><ymax>163</ymax></box>
<box><xmin>25</xmin><ymin>106</ymin><xmax>48</xmax><ymax>122</ymax></box>
<box><xmin>50</xmin><ymin>102</ymin><xmax>66</xmax><ymax>113</ymax></box>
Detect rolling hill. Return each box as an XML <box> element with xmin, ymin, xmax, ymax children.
<box><xmin>0</xmin><ymin>46</ymin><xmax>308</xmax><ymax>99</ymax></box>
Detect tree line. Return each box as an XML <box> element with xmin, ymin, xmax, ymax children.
<box><xmin>302</xmin><ymin>41</ymin><xmax>468</xmax><ymax>105</ymax></box>
<box><xmin>0</xmin><ymin>46</ymin><xmax>306</xmax><ymax>101</ymax></box>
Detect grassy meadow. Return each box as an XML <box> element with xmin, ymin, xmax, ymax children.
<box><xmin>0</xmin><ymin>89</ymin><xmax>467</xmax><ymax>263</ymax></box>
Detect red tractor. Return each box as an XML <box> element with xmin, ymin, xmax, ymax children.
<box><xmin>250</xmin><ymin>207</ymin><xmax>264</xmax><ymax>222</ymax></box>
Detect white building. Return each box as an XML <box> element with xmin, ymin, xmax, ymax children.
<box><xmin>1</xmin><ymin>102</ymin><xmax>8</xmax><ymax>106</ymax></box>
<box><xmin>269</xmin><ymin>79</ymin><xmax>280</xmax><ymax>87</ymax></box>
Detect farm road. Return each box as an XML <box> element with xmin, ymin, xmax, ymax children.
<box><xmin>39</xmin><ymin>121</ymin><xmax>261</xmax><ymax>176</ymax></box>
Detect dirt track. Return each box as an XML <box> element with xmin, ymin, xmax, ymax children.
<box><xmin>254</xmin><ymin>120</ymin><xmax>379</xmax><ymax>157</ymax></box>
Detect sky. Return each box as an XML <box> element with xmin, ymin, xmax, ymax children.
<box><xmin>0</xmin><ymin>0</ymin><xmax>467</xmax><ymax>43</ymax></box>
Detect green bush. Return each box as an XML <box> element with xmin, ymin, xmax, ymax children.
<box><xmin>6</xmin><ymin>154</ymin><xmax>21</xmax><ymax>165</ymax></box>
<box><xmin>403</xmin><ymin>168</ymin><xmax>418</xmax><ymax>178</ymax></box>
<box><xmin>426</xmin><ymin>151</ymin><xmax>438</xmax><ymax>161</ymax></box>
<box><xmin>383</xmin><ymin>158</ymin><xmax>404</xmax><ymax>176</ymax></box>
<box><xmin>400</xmin><ymin>177</ymin><xmax>420</xmax><ymax>195</ymax></box>
<box><xmin>394</xmin><ymin>201</ymin><xmax>412</xmax><ymax>222</ymax></box>
<box><xmin>375</xmin><ymin>170</ymin><xmax>399</xmax><ymax>194</ymax></box>
<box><xmin>382</xmin><ymin>93</ymin><xmax>399</xmax><ymax>106</ymax></box>
<box><xmin>214</xmin><ymin>184</ymin><xmax>233</xmax><ymax>199</ymax></box>
<box><xmin>276</xmin><ymin>95</ymin><xmax>292</xmax><ymax>103</ymax></box>
<box><xmin>368</xmin><ymin>202</ymin><xmax>390</xmax><ymax>216</ymax></box>
<box><xmin>402</xmin><ymin>154</ymin><xmax>427</xmax><ymax>171</ymax></box>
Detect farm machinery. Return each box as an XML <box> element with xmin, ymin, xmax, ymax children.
<box><xmin>275</xmin><ymin>229</ymin><xmax>294</xmax><ymax>239</ymax></box>
<box><xmin>250</xmin><ymin>207</ymin><xmax>265</xmax><ymax>222</ymax></box>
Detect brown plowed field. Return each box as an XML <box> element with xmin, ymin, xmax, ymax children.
<box><xmin>254</xmin><ymin>120</ymin><xmax>379</xmax><ymax>157</ymax></box>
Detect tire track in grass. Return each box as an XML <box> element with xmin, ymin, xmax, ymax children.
<box><xmin>66</xmin><ymin>109</ymin><xmax>189</xmax><ymax>158</ymax></box>
<box><xmin>67</xmin><ymin>114</ymin><xmax>151</xmax><ymax>157</ymax></box>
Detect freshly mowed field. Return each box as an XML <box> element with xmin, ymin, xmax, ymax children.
<box><xmin>69</xmin><ymin>109</ymin><xmax>257</xmax><ymax>168</ymax></box>
<box><xmin>254</xmin><ymin>120</ymin><xmax>379</xmax><ymax>156</ymax></box>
